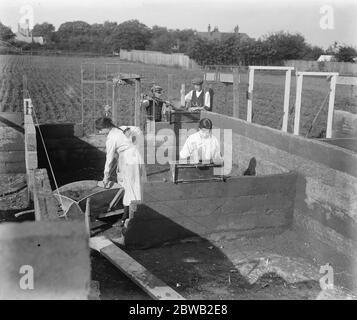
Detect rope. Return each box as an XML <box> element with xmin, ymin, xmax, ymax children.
<box><xmin>305</xmin><ymin>90</ymin><xmax>330</xmax><ymax>138</ymax></box>
<box><xmin>29</xmin><ymin>99</ymin><xmax>65</xmax><ymax>214</ymax></box>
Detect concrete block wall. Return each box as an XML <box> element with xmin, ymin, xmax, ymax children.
<box><xmin>0</xmin><ymin>112</ymin><xmax>25</xmax><ymax>174</ymax></box>
<box><xmin>123</xmin><ymin>173</ymin><xmax>297</xmax><ymax>248</ymax></box>
<box><xmin>203</xmin><ymin>111</ymin><xmax>357</xmax><ymax>262</ymax></box>
<box><xmin>0</xmin><ymin>221</ymin><xmax>90</xmax><ymax>299</ymax></box>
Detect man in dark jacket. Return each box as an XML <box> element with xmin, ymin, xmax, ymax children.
<box><xmin>141</xmin><ymin>85</ymin><xmax>171</xmax><ymax>122</ymax></box>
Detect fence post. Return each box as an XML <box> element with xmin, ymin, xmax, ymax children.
<box><xmin>134</xmin><ymin>78</ymin><xmax>142</xmax><ymax>129</ymax></box>
<box><xmin>247</xmin><ymin>67</ymin><xmax>254</xmax><ymax>122</ymax></box>
<box><xmin>233</xmin><ymin>68</ymin><xmax>239</xmax><ymax>118</ymax></box>
<box><xmin>326</xmin><ymin>74</ymin><xmax>337</xmax><ymax>138</ymax></box>
<box><xmin>293</xmin><ymin>73</ymin><xmax>303</xmax><ymax>135</ymax></box>
<box><xmin>282</xmin><ymin>69</ymin><xmax>292</xmax><ymax>132</ymax></box>
<box><xmin>180</xmin><ymin>84</ymin><xmax>186</xmax><ymax>107</ymax></box>
<box><xmin>168</xmin><ymin>74</ymin><xmax>174</xmax><ymax>101</ymax></box>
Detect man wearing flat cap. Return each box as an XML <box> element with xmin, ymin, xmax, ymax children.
<box><xmin>185</xmin><ymin>78</ymin><xmax>212</xmax><ymax>112</ymax></box>
<box><xmin>141</xmin><ymin>85</ymin><xmax>172</xmax><ymax>122</ymax></box>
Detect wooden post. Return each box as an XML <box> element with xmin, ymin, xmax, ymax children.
<box><xmin>293</xmin><ymin>73</ymin><xmax>303</xmax><ymax>135</ymax></box>
<box><xmin>282</xmin><ymin>69</ymin><xmax>292</xmax><ymax>132</ymax></box>
<box><xmin>168</xmin><ymin>74</ymin><xmax>174</xmax><ymax>101</ymax></box>
<box><xmin>85</xmin><ymin>197</ymin><xmax>91</xmax><ymax>236</ymax></box>
<box><xmin>134</xmin><ymin>78</ymin><xmax>142</xmax><ymax>128</ymax></box>
<box><xmin>247</xmin><ymin>67</ymin><xmax>254</xmax><ymax>122</ymax></box>
<box><xmin>233</xmin><ymin>68</ymin><xmax>240</xmax><ymax>118</ymax></box>
<box><xmin>326</xmin><ymin>74</ymin><xmax>337</xmax><ymax>138</ymax></box>
<box><xmin>112</xmin><ymin>84</ymin><xmax>117</xmax><ymax>126</ymax></box>
<box><xmin>180</xmin><ymin>84</ymin><xmax>185</xmax><ymax>108</ymax></box>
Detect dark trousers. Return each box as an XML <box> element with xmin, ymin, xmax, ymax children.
<box><xmin>122</xmin><ymin>206</ymin><xmax>129</xmax><ymax>221</ymax></box>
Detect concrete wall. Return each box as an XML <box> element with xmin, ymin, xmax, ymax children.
<box><xmin>0</xmin><ymin>221</ymin><xmax>90</xmax><ymax>299</ymax></box>
<box><xmin>0</xmin><ymin>112</ymin><xmax>25</xmax><ymax>174</ymax></box>
<box><xmin>123</xmin><ymin>173</ymin><xmax>297</xmax><ymax>248</ymax></box>
<box><xmin>203</xmin><ymin>111</ymin><xmax>357</xmax><ymax>261</ymax></box>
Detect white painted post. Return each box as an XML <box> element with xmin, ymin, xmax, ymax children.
<box><xmin>293</xmin><ymin>73</ymin><xmax>303</xmax><ymax>135</ymax></box>
<box><xmin>282</xmin><ymin>69</ymin><xmax>291</xmax><ymax>132</ymax></box>
<box><xmin>247</xmin><ymin>68</ymin><xmax>254</xmax><ymax>122</ymax></box>
<box><xmin>326</xmin><ymin>74</ymin><xmax>337</xmax><ymax>138</ymax></box>
<box><xmin>180</xmin><ymin>84</ymin><xmax>185</xmax><ymax>108</ymax></box>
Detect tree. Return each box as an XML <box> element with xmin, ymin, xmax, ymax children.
<box><xmin>110</xmin><ymin>20</ymin><xmax>152</xmax><ymax>51</ymax></box>
<box><xmin>32</xmin><ymin>22</ymin><xmax>55</xmax><ymax>42</ymax></box>
<box><xmin>0</xmin><ymin>22</ymin><xmax>15</xmax><ymax>42</ymax></box>
<box><xmin>303</xmin><ymin>45</ymin><xmax>325</xmax><ymax>60</ymax></box>
<box><xmin>148</xmin><ymin>26</ymin><xmax>175</xmax><ymax>53</ymax></box>
<box><xmin>335</xmin><ymin>45</ymin><xmax>357</xmax><ymax>62</ymax></box>
<box><xmin>262</xmin><ymin>31</ymin><xmax>308</xmax><ymax>62</ymax></box>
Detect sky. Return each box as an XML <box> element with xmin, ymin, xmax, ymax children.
<box><xmin>0</xmin><ymin>0</ymin><xmax>356</xmax><ymax>49</ymax></box>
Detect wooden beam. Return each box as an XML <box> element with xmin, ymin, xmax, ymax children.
<box><xmin>134</xmin><ymin>79</ymin><xmax>141</xmax><ymax>128</ymax></box>
<box><xmin>180</xmin><ymin>84</ymin><xmax>185</xmax><ymax>108</ymax></box>
<box><xmin>326</xmin><ymin>74</ymin><xmax>337</xmax><ymax>138</ymax></box>
<box><xmin>233</xmin><ymin>68</ymin><xmax>240</xmax><ymax>118</ymax></box>
<box><xmin>33</xmin><ymin>169</ymin><xmax>62</xmax><ymax>221</ymax></box>
<box><xmin>293</xmin><ymin>73</ymin><xmax>303</xmax><ymax>135</ymax></box>
<box><xmin>282</xmin><ymin>69</ymin><xmax>292</xmax><ymax>132</ymax></box>
<box><xmin>168</xmin><ymin>74</ymin><xmax>174</xmax><ymax>101</ymax></box>
<box><xmin>249</xmin><ymin>66</ymin><xmax>294</xmax><ymax>71</ymax></box>
<box><xmin>247</xmin><ymin>68</ymin><xmax>254</xmax><ymax>122</ymax></box>
<box><xmin>336</xmin><ymin>76</ymin><xmax>357</xmax><ymax>86</ymax></box>
<box><xmin>89</xmin><ymin>236</ymin><xmax>185</xmax><ymax>300</ymax></box>
<box><xmin>296</xmin><ymin>71</ymin><xmax>339</xmax><ymax>77</ymax></box>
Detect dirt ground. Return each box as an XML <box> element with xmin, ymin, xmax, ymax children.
<box><xmin>92</xmin><ymin>224</ymin><xmax>322</xmax><ymax>300</ymax></box>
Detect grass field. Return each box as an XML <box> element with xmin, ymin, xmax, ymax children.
<box><xmin>0</xmin><ymin>54</ymin><xmax>355</xmax><ymax>136</ymax></box>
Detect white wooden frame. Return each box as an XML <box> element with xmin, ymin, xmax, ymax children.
<box><xmin>293</xmin><ymin>71</ymin><xmax>338</xmax><ymax>138</ymax></box>
<box><xmin>247</xmin><ymin>66</ymin><xmax>294</xmax><ymax>132</ymax></box>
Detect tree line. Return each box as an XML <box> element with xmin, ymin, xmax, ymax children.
<box><xmin>0</xmin><ymin>19</ymin><xmax>356</xmax><ymax>64</ymax></box>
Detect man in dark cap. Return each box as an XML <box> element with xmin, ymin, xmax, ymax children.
<box><xmin>185</xmin><ymin>78</ymin><xmax>212</xmax><ymax>112</ymax></box>
<box><xmin>142</xmin><ymin>85</ymin><xmax>172</xmax><ymax>122</ymax></box>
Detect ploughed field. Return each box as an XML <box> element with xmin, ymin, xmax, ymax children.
<box><xmin>0</xmin><ymin>54</ymin><xmax>355</xmax><ymax>136</ymax></box>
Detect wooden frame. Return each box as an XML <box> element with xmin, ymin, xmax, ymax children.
<box><xmin>247</xmin><ymin>66</ymin><xmax>294</xmax><ymax>132</ymax></box>
<box><xmin>204</xmin><ymin>66</ymin><xmax>240</xmax><ymax>118</ymax></box>
<box><xmin>293</xmin><ymin>71</ymin><xmax>338</xmax><ymax>138</ymax></box>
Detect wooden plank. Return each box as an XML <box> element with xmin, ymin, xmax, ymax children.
<box><xmin>282</xmin><ymin>69</ymin><xmax>291</xmax><ymax>132</ymax></box>
<box><xmin>134</xmin><ymin>79</ymin><xmax>141</xmax><ymax>128</ymax></box>
<box><xmin>293</xmin><ymin>73</ymin><xmax>303</xmax><ymax>135</ymax></box>
<box><xmin>180</xmin><ymin>84</ymin><xmax>185</xmax><ymax>108</ymax></box>
<box><xmin>326</xmin><ymin>75</ymin><xmax>337</xmax><ymax>138</ymax></box>
<box><xmin>249</xmin><ymin>66</ymin><xmax>294</xmax><ymax>71</ymax></box>
<box><xmin>296</xmin><ymin>71</ymin><xmax>339</xmax><ymax>76</ymax></box>
<box><xmin>336</xmin><ymin>76</ymin><xmax>357</xmax><ymax>86</ymax></box>
<box><xmin>167</xmin><ymin>74</ymin><xmax>174</xmax><ymax>101</ymax></box>
<box><xmin>247</xmin><ymin>68</ymin><xmax>254</xmax><ymax>122</ymax></box>
<box><xmin>233</xmin><ymin>68</ymin><xmax>239</xmax><ymax>118</ymax></box>
<box><xmin>89</xmin><ymin>236</ymin><xmax>185</xmax><ymax>300</ymax></box>
<box><xmin>33</xmin><ymin>169</ymin><xmax>63</xmax><ymax>221</ymax></box>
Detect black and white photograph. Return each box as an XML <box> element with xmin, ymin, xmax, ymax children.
<box><xmin>0</xmin><ymin>0</ymin><xmax>356</xmax><ymax>305</ymax></box>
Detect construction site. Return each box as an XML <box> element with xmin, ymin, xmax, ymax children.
<box><xmin>0</xmin><ymin>61</ymin><xmax>356</xmax><ymax>301</ymax></box>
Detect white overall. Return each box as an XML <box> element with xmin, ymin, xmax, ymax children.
<box><xmin>104</xmin><ymin>127</ymin><xmax>146</xmax><ymax>206</ymax></box>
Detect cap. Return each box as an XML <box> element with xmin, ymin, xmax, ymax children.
<box><xmin>151</xmin><ymin>85</ymin><xmax>163</xmax><ymax>93</ymax></box>
<box><xmin>192</xmin><ymin>78</ymin><xmax>203</xmax><ymax>85</ymax></box>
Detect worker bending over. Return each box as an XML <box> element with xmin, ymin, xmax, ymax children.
<box><xmin>185</xmin><ymin>78</ymin><xmax>212</xmax><ymax>112</ymax></box>
<box><xmin>180</xmin><ymin>118</ymin><xmax>222</xmax><ymax>164</ymax></box>
<box><xmin>95</xmin><ymin>117</ymin><xmax>146</xmax><ymax>226</ymax></box>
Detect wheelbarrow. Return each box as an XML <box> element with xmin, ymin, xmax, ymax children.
<box><xmin>52</xmin><ymin>180</ymin><xmax>124</xmax><ymax>221</ymax></box>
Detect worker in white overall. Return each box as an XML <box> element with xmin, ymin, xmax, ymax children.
<box><xmin>95</xmin><ymin>117</ymin><xmax>146</xmax><ymax>226</ymax></box>
<box><xmin>179</xmin><ymin>118</ymin><xmax>222</xmax><ymax>164</ymax></box>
